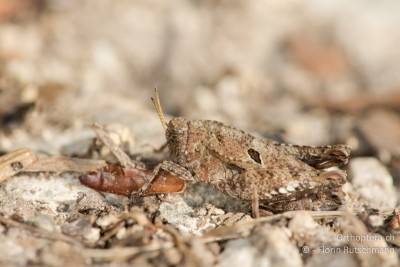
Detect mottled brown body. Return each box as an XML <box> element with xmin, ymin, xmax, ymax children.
<box><xmin>163</xmin><ymin>118</ymin><xmax>350</xmax><ymax>213</ymax></box>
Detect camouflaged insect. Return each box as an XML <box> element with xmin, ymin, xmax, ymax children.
<box><xmin>141</xmin><ymin>91</ymin><xmax>351</xmax><ymax>214</ymax></box>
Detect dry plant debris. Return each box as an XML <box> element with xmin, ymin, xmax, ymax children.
<box><xmin>0</xmin><ymin>1</ymin><xmax>400</xmax><ymax>266</ymax></box>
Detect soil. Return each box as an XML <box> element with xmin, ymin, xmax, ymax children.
<box><xmin>0</xmin><ymin>1</ymin><xmax>400</xmax><ymax>266</ymax></box>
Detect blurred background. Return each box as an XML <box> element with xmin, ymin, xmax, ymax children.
<box><xmin>0</xmin><ymin>0</ymin><xmax>399</xmax><ymax>179</ymax></box>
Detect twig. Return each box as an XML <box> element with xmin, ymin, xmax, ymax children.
<box><xmin>91</xmin><ymin>123</ymin><xmax>142</xmax><ymax>169</ymax></box>
<box><xmin>23</xmin><ymin>156</ymin><xmax>107</xmax><ymax>173</ymax></box>
<box><xmin>0</xmin><ymin>148</ymin><xmax>37</xmax><ymax>184</ymax></box>
<box><xmin>82</xmin><ymin>242</ymin><xmax>174</xmax><ymax>261</ymax></box>
<box><xmin>0</xmin><ymin>148</ymin><xmax>107</xmax><ymax>184</ymax></box>
<box><xmin>0</xmin><ymin>215</ymin><xmax>81</xmax><ymax>245</ymax></box>
<box><xmin>154</xmin><ymin>224</ymin><xmax>203</xmax><ymax>267</ymax></box>
<box><xmin>96</xmin><ymin>220</ymin><xmax>126</xmax><ymax>246</ymax></box>
<box><xmin>197</xmin><ymin>210</ymin><xmax>356</xmax><ymax>243</ymax></box>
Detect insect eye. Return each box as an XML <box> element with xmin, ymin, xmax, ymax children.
<box><xmin>171</xmin><ymin>129</ymin><xmax>184</xmax><ymax>136</ymax></box>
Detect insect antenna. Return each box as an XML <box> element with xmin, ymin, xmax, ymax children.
<box><xmin>151</xmin><ymin>88</ymin><xmax>167</xmax><ymax>131</ymax></box>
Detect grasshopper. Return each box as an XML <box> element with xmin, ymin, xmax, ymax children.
<box><xmin>138</xmin><ymin>91</ymin><xmax>350</xmax><ymax>216</ymax></box>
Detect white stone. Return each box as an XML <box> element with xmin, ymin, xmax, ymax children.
<box><xmin>278</xmin><ymin>187</ymin><xmax>288</xmax><ymax>194</ymax></box>
<box><xmin>349</xmin><ymin>157</ymin><xmax>397</xmax><ymax>209</ymax></box>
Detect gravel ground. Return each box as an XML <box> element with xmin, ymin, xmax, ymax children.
<box><xmin>0</xmin><ymin>1</ymin><xmax>400</xmax><ymax>266</ymax></box>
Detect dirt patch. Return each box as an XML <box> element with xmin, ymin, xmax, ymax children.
<box><xmin>0</xmin><ymin>1</ymin><xmax>400</xmax><ymax>266</ymax></box>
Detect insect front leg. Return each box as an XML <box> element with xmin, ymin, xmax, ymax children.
<box><xmin>137</xmin><ymin>161</ymin><xmax>195</xmax><ymax>196</ymax></box>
